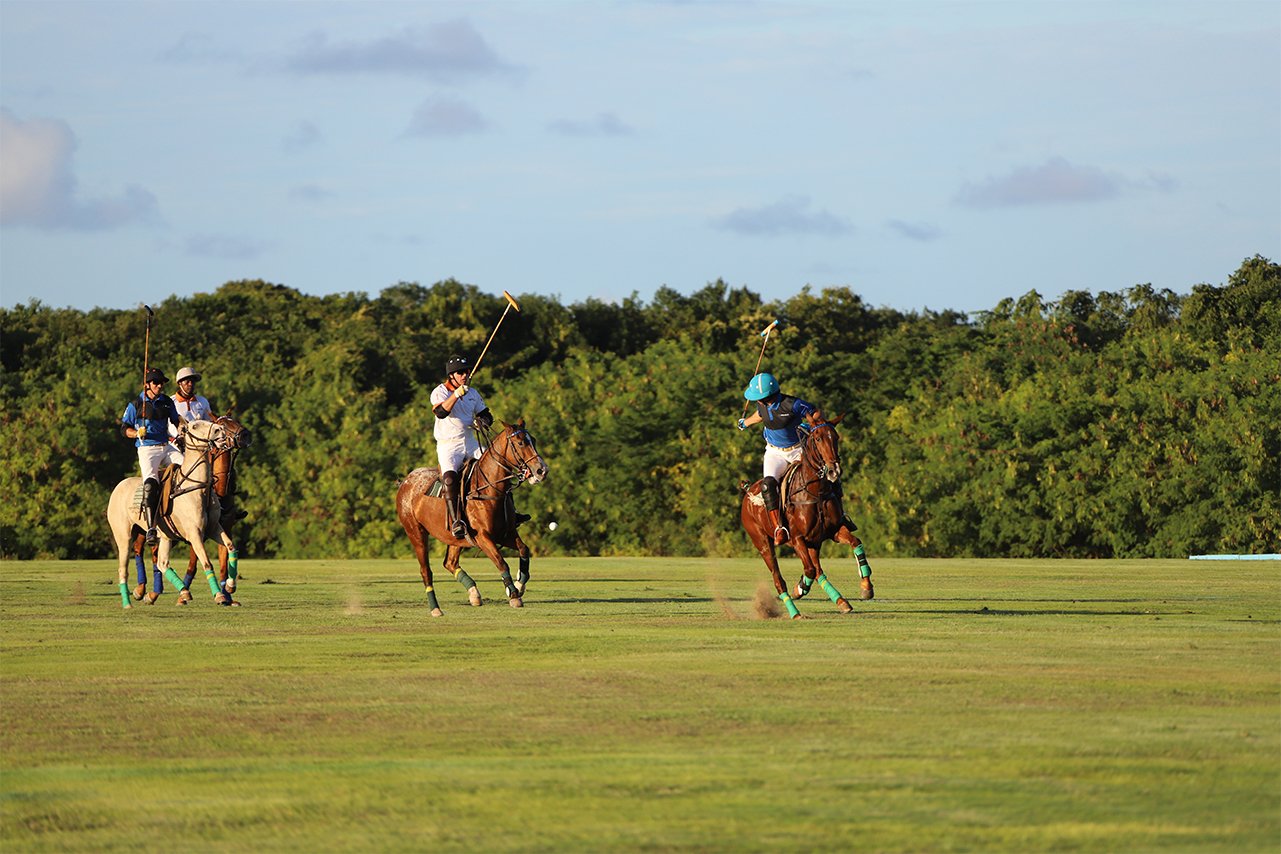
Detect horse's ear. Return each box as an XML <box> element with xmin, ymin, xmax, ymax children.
<box><xmin>808</xmin><ymin>410</ymin><xmax>825</xmax><ymax>425</ymax></box>
<box><xmin>517</xmin><ymin>417</ymin><xmax>526</xmax><ymax>429</ymax></box>
<box><xmin>831</xmin><ymin>412</ymin><xmax>845</xmax><ymax>426</ymax></box>
<box><xmin>224</xmin><ymin>405</ymin><xmax>237</xmax><ymax>417</ymax></box>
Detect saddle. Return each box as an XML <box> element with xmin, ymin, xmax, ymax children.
<box><xmin>421</xmin><ymin>459</ymin><xmax>478</xmax><ymax>502</ymax></box>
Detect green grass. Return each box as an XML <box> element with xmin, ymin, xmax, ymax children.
<box><xmin>2</xmin><ymin>556</ymin><xmax>1278</xmax><ymax>852</ymax></box>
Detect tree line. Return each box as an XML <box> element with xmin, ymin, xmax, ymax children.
<box><xmin>2</xmin><ymin>255</ymin><xmax>1277</xmax><ymax>560</ymax></box>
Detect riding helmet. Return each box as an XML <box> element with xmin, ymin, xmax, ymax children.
<box><xmin>175</xmin><ymin>366</ymin><xmax>201</xmax><ymax>383</ymax></box>
<box><xmin>144</xmin><ymin>368</ymin><xmax>168</xmax><ymax>385</ymax></box>
<box><xmin>446</xmin><ymin>355</ymin><xmax>470</xmax><ymax>375</ymax></box>
<box><xmin>743</xmin><ymin>372</ymin><xmax>780</xmax><ymax>401</ymax></box>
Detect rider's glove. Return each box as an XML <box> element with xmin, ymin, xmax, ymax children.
<box><xmin>736</xmin><ymin>418</ymin><xmax>747</xmax><ymax>431</ymax></box>
<box><xmin>454</xmin><ymin>384</ymin><xmax>469</xmax><ymax>399</ymax></box>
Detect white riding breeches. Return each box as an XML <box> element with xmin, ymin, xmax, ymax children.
<box><xmin>137</xmin><ymin>445</ymin><xmax>171</xmax><ymax>481</ymax></box>
<box><xmin>763</xmin><ymin>443</ymin><xmax>802</xmax><ymax>482</ymax></box>
<box><xmin>436</xmin><ymin>437</ymin><xmax>482</xmax><ymax>474</ymax></box>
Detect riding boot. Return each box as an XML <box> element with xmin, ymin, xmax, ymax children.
<box><xmin>762</xmin><ymin>477</ymin><xmax>788</xmax><ymax>545</ymax></box>
<box><xmin>142</xmin><ymin>477</ymin><xmax>160</xmax><ymax>545</ymax></box>
<box><xmin>443</xmin><ymin>471</ymin><xmax>467</xmax><ymax>539</ymax></box>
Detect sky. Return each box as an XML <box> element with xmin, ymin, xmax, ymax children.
<box><xmin>1</xmin><ymin>0</ymin><xmax>1278</xmax><ymax>316</ymax></box>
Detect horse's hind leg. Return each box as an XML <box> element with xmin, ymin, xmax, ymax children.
<box><xmin>801</xmin><ymin>546</ymin><xmax>853</xmax><ymax>614</ymax></box>
<box><xmin>443</xmin><ymin>545</ymin><xmax>481</xmax><ymax>607</ymax></box>
<box><xmin>755</xmin><ymin>531</ymin><xmax>801</xmax><ymax>620</ymax></box>
<box><xmin>406</xmin><ymin>522</ymin><xmax>443</xmax><ymax>617</ymax></box>
<box><xmin>834</xmin><ymin>523</ymin><xmax>874</xmax><ymax>600</ymax></box>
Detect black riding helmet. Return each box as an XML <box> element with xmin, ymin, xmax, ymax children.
<box><xmin>446</xmin><ymin>355</ymin><xmax>469</xmax><ymax>376</ymax></box>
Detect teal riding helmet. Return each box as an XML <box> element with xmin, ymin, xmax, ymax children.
<box><xmin>743</xmin><ymin>372</ymin><xmax>779</xmax><ymax>401</ymax></box>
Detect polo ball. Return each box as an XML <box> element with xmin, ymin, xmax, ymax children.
<box><xmin>548</xmin><ymin>521</ymin><xmax>558</xmax><ymax>531</ymax></box>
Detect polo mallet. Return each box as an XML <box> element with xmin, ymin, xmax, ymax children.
<box><xmin>468</xmin><ymin>290</ymin><xmax>521</xmax><ymax>381</ymax></box>
<box><xmin>741</xmin><ymin>319</ymin><xmax>780</xmax><ymax>418</ymax></box>
<box><xmin>141</xmin><ymin>304</ymin><xmax>154</xmax><ymax>393</ymax></box>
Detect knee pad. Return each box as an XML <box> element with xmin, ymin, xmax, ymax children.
<box><xmin>142</xmin><ymin>477</ymin><xmax>159</xmax><ymax>508</ymax></box>
<box><xmin>762</xmin><ymin>477</ymin><xmax>779</xmax><ymax>510</ymax></box>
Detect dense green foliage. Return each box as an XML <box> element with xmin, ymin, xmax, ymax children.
<box><xmin>1</xmin><ymin>257</ymin><xmax>1277</xmax><ymax>559</ymax></box>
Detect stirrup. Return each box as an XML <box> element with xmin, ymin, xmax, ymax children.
<box><xmin>450</xmin><ymin>519</ymin><xmax>467</xmax><ymax>538</ymax></box>
<box><xmin>145</xmin><ymin>526</ymin><xmax>159</xmax><ymax>545</ymax></box>
<box><xmin>773</xmin><ymin>525</ymin><xmax>789</xmax><ymax>545</ymax></box>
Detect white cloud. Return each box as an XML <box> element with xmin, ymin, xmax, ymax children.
<box><xmin>0</xmin><ymin>109</ymin><xmax>159</xmax><ymax>230</ymax></box>
<box><xmin>284</xmin><ymin>120</ymin><xmax>322</xmax><ymax>153</ymax></box>
<box><xmin>886</xmin><ymin>219</ymin><xmax>942</xmax><ymax>241</ymax></box>
<box><xmin>405</xmin><ymin>96</ymin><xmax>490</xmax><ymax>137</ymax></box>
<box><xmin>548</xmin><ymin>112</ymin><xmax>635</xmax><ymax>137</ymax></box>
<box><xmin>284</xmin><ymin>20</ymin><xmax>517</xmax><ymax>82</ymax></box>
<box><xmin>956</xmin><ymin>157</ymin><xmax>1118</xmax><ymax>207</ymax></box>
<box><xmin>711</xmin><ymin>195</ymin><xmax>852</xmax><ymax>237</ymax></box>
<box><xmin>184</xmin><ymin>233</ymin><xmax>269</xmax><ymax>260</ymax></box>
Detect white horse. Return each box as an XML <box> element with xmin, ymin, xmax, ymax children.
<box><xmin>106</xmin><ymin>419</ymin><xmax>238</xmax><ymax>608</ymax></box>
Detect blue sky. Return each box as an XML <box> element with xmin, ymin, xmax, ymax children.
<box><xmin>2</xmin><ymin>0</ymin><xmax>1278</xmax><ymax>315</ymax></box>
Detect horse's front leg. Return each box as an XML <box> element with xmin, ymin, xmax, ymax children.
<box><xmin>187</xmin><ymin>525</ymin><xmax>230</xmax><ymax>605</ymax></box>
<box><xmin>154</xmin><ymin>538</ymin><xmax>192</xmax><ymax>606</ymax></box>
<box><xmin>473</xmin><ymin>533</ymin><xmax>523</xmax><ymax>608</ymax></box>
<box><xmin>214</xmin><ymin>525</ymin><xmax>239</xmax><ymax>595</ymax></box>
<box><xmin>833</xmin><ymin>522</ymin><xmax>874</xmax><ymax>600</ymax></box>
<box><xmin>750</xmin><ymin>514</ymin><xmax>801</xmax><ymax>620</ymax></box>
<box><xmin>513</xmin><ymin>534</ymin><xmax>531</xmax><ymax>597</ymax></box>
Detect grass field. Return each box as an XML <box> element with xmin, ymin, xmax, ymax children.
<box><xmin>2</xmin><ymin>555</ymin><xmax>1278</xmax><ymax>852</ymax></box>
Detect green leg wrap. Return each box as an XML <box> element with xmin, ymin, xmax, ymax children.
<box><xmin>425</xmin><ymin>586</ymin><xmax>441</xmax><ymax>611</ymax></box>
<box><xmin>204</xmin><ymin>567</ymin><xmax>222</xmax><ymax>596</ymax></box>
<box><xmin>119</xmin><ymin>582</ymin><xmax>131</xmax><ymax>608</ymax></box>
<box><xmin>227</xmin><ymin>549</ymin><xmax>239</xmax><ymax>581</ymax></box>
<box><xmin>854</xmin><ymin>544</ymin><xmax>872</xmax><ymax>579</ymax></box>
<box><xmin>455</xmin><ymin>569</ymin><xmax>475</xmax><ymax>590</ymax></box>
<box><xmin>501</xmin><ymin>569</ymin><xmax>518</xmax><ymax>598</ymax></box>
<box><xmin>816</xmin><ymin>573</ymin><xmax>844</xmax><ymax>604</ymax></box>
<box><xmin>163</xmin><ymin>567</ymin><xmax>186</xmax><ymax>592</ymax></box>
<box><xmin>778</xmin><ymin>592</ymin><xmax>801</xmax><ymax>619</ymax></box>
<box><xmin>796</xmin><ymin>574</ymin><xmax>814</xmax><ymax>597</ymax></box>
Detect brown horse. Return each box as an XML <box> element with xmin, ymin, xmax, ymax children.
<box><xmin>397</xmin><ymin>420</ymin><xmax>548</xmax><ymax>616</ymax></box>
<box><xmin>740</xmin><ymin>412</ymin><xmax>875</xmax><ymax>619</ymax></box>
<box><xmin>130</xmin><ymin>414</ymin><xmax>252</xmax><ymax>604</ymax></box>
<box><xmin>107</xmin><ymin>419</ymin><xmax>238</xmax><ymax>609</ymax></box>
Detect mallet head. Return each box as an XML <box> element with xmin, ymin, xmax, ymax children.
<box><xmin>760</xmin><ymin>319</ymin><xmax>779</xmax><ymax>338</ymax></box>
<box><xmin>502</xmin><ymin>290</ymin><xmax>521</xmax><ymax>313</ymax></box>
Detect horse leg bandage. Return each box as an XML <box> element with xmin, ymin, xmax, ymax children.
<box><xmin>454</xmin><ymin>569</ymin><xmax>475</xmax><ymax>591</ymax></box>
<box><xmin>163</xmin><ymin>568</ymin><xmax>186</xmax><ymax>593</ymax></box>
<box><xmin>118</xmin><ymin>582</ymin><xmax>131</xmax><ymax>608</ymax></box>
<box><xmin>795</xmin><ymin>574</ymin><xmax>814</xmax><ymax>598</ymax></box>
<box><xmin>777</xmin><ymin>591</ymin><xmax>801</xmax><ymax>619</ymax></box>
<box><xmin>227</xmin><ymin>549</ymin><xmax>239</xmax><ymax>582</ymax></box>
<box><xmin>853</xmin><ymin>544</ymin><xmax>872</xmax><ymax>579</ymax></box>
<box><xmin>425</xmin><ymin>585</ymin><xmax>441</xmax><ymax>612</ymax></box>
<box><xmin>816</xmin><ymin>573</ymin><xmax>844</xmax><ymax>604</ymax></box>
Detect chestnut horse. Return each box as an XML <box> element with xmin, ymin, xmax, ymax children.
<box><xmin>740</xmin><ymin>412</ymin><xmax>875</xmax><ymax>619</ymax></box>
<box><xmin>107</xmin><ymin>419</ymin><xmax>238</xmax><ymax>609</ymax></box>
<box><xmin>397</xmin><ymin>420</ymin><xmax>548</xmax><ymax>616</ymax></box>
<box><xmin>130</xmin><ymin>414</ymin><xmax>251</xmax><ymax>604</ymax></box>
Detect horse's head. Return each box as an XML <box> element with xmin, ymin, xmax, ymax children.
<box><xmin>216</xmin><ymin>413</ymin><xmax>253</xmax><ymax>449</ymax></box>
<box><xmin>803</xmin><ymin>411</ymin><xmax>844</xmax><ymax>483</ymax></box>
<box><xmin>498</xmin><ymin>418</ymin><xmax>548</xmax><ymax>484</ymax></box>
<box><xmin>182</xmin><ymin>419</ymin><xmax>232</xmax><ymax>453</ymax></box>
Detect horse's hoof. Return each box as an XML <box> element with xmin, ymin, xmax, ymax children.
<box><xmin>468</xmin><ymin>587</ymin><xmax>483</xmax><ymax>607</ymax></box>
<box><xmin>509</xmin><ymin>597</ymin><xmax>523</xmax><ymax>609</ymax></box>
<box><xmin>214</xmin><ymin>592</ymin><xmax>228</xmax><ymax>605</ymax></box>
<box><xmin>430</xmin><ymin>608</ymin><xmax>444</xmax><ymax>617</ymax></box>
<box><xmin>145</xmin><ymin>591</ymin><xmax>160</xmax><ymax>605</ymax></box>
<box><xmin>131</xmin><ymin>583</ymin><xmax>146</xmax><ymax>601</ymax></box>
<box><xmin>859</xmin><ymin>579</ymin><xmax>875</xmax><ymax>600</ymax></box>
<box><xmin>122</xmin><ymin>603</ymin><xmax>132</xmax><ymax>610</ymax></box>
<box><xmin>176</xmin><ymin>590</ymin><xmax>192</xmax><ymax>606</ymax></box>
<box><xmin>224</xmin><ymin>579</ymin><xmax>236</xmax><ymax>593</ymax></box>
<box><xmin>837</xmin><ymin>597</ymin><xmax>854</xmax><ymax>614</ymax></box>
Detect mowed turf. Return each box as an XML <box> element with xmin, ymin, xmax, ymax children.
<box><xmin>1</xmin><ymin>556</ymin><xmax>1277</xmax><ymax>852</ymax></box>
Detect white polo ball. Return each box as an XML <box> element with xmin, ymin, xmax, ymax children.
<box><xmin>548</xmin><ymin>521</ymin><xmax>558</xmax><ymax>531</ymax></box>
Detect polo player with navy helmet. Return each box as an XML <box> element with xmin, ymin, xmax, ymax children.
<box><xmin>121</xmin><ymin>368</ymin><xmax>183</xmax><ymax>544</ymax></box>
<box><xmin>738</xmin><ymin>372</ymin><xmax>817</xmax><ymax>544</ymax></box>
<box><xmin>431</xmin><ymin>355</ymin><xmax>495</xmax><ymax>538</ymax></box>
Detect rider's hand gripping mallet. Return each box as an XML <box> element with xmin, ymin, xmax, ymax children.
<box><xmin>468</xmin><ymin>290</ymin><xmax>522</xmax><ymax>381</ymax></box>
<box><xmin>741</xmin><ymin>319</ymin><xmax>780</xmax><ymax>418</ymax></box>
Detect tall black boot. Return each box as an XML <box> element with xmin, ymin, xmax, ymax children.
<box><xmin>442</xmin><ymin>471</ymin><xmax>467</xmax><ymax>539</ymax></box>
<box><xmin>763</xmin><ymin>476</ymin><xmax>788</xmax><ymax>545</ymax></box>
<box><xmin>142</xmin><ymin>477</ymin><xmax>160</xmax><ymax>545</ymax></box>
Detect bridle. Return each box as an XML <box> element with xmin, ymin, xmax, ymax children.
<box><xmin>470</xmin><ymin>425</ymin><xmax>544</xmax><ymax>499</ymax></box>
<box><xmin>789</xmin><ymin>422</ymin><xmax>842</xmax><ymax>506</ymax></box>
<box><xmin>168</xmin><ymin>422</ymin><xmax>230</xmax><ymax>501</ymax></box>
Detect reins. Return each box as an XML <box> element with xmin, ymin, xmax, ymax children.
<box><xmin>787</xmin><ymin>423</ymin><xmax>840</xmax><ymax>508</ymax></box>
<box><xmin>468</xmin><ymin>427</ymin><xmax>540</xmax><ymax>500</ymax></box>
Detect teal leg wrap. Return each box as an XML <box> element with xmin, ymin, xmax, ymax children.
<box><xmin>455</xmin><ymin>569</ymin><xmax>475</xmax><ymax>590</ymax></box>
<box><xmin>163</xmin><ymin>567</ymin><xmax>186</xmax><ymax>592</ymax></box>
<box><xmin>854</xmin><ymin>544</ymin><xmax>872</xmax><ymax>579</ymax></box>
<box><xmin>425</xmin><ymin>586</ymin><xmax>441</xmax><ymax>611</ymax></box>
<box><xmin>816</xmin><ymin>573</ymin><xmax>844</xmax><ymax>604</ymax></box>
<box><xmin>778</xmin><ymin>592</ymin><xmax>801</xmax><ymax>619</ymax></box>
<box><xmin>796</xmin><ymin>574</ymin><xmax>814</xmax><ymax>598</ymax></box>
<box><xmin>204</xmin><ymin>567</ymin><xmax>222</xmax><ymax>596</ymax></box>
<box><xmin>119</xmin><ymin>582</ymin><xmax>131</xmax><ymax>608</ymax></box>
<box><xmin>228</xmin><ymin>549</ymin><xmax>239</xmax><ymax>581</ymax></box>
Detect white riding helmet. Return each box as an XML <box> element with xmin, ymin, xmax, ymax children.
<box><xmin>175</xmin><ymin>366</ymin><xmax>201</xmax><ymax>383</ymax></box>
